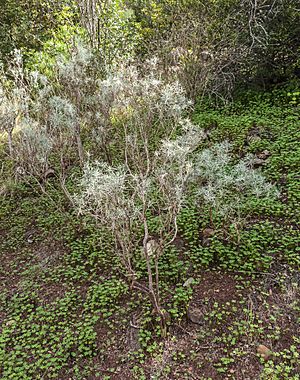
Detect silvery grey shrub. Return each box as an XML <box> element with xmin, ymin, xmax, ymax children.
<box><xmin>192</xmin><ymin>141</ymin><xmax>279</xmax><ymax>227</ymax></box>
<box><xmin>73</xmin><ymin>58</ymin><xmax>278</xmax><ymax>327</ymax></box>
<box><xmin>13</xmin><ymin>118</ymin><xmax>53</xmax><ymax>180</ymax></box>
<box><xmin>75</xmin><ymin>117</ymin><xmax>204</xmax><ymax>332</ymax></box>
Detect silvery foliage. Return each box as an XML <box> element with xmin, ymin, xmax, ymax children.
<box><xmin>56</xmin><ymin>42</ymin><xmax>92</xmax><ymax>88</ymax></box>
<box><xmin>85</xmin><ymin>60</ymin><xmax>193</xmax><ymax>161</ymax></box>
<box><xmin>29</xmin><ymin>71</ymin><xmax>53</xmax><ymax>117</ymax></box>
<box><xmin>29</xmin><ymin>45</ymin><xmax>90</xmax><ymax>161</ymax></box>
<box><xmin>53</xmin><ymin>43</ymin><xmax>94</xmax><ymax>164</ymax></box>
<box><xmin>0</xmin><ymin>50</ymin><xmax>32</xmax><ymax>160</ymax></box>
<box><xmin>76</xmin><ymin>161</ymin><xmax>139</xmax><ymax>228</ymax></box>
<box><xmin>14</xmin><ymin>118</ymin><xmax>53</xmax><ymax>176</ymax></box>
<box><xmin>157</xmin><ymin>119</ymin><xmax>205</xmax><ymax>205</ymax></box>
<box><xmin>193</xmin><ymin>141</ymin><xmax>279</xmax><ymax>218</ymax></box>
<box><xmin>0</xmin><ymin>85</ymin><xmax>17</xmax><ymax>132</ymax></box>
<box><xmin>96</xmin><ymin>60</ymin><xmax>192</xmax><ymax>123</ymax></box>
<box><xmin>160</xmin><ymin>119</ymin><xmax>203</xmax><ymax>160</ymax></box>
<box><xmin>67</xmin><ymin>53</ymin><xmax>201</xmax><ymax>249</ymax></box>
<box><xmin>75</xmin><ymin>120</ymin><xmax>203</xmax><ymax>244</ymax></box>
<box><xmin>48</xmin><ymin>96</ymin><xmax>77</xmax><ymax>133</ymax></box>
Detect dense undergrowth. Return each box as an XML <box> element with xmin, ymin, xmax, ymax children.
<box><xmin>0</xmin><ymin>89</ymin><xmax>299</xmax><ymax>379</ymax></box>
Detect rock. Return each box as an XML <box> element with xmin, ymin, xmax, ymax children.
<box><xmin>257</xmin><ymin>150</ymin><xmax>271</xmax><ymax>160</ymax></box>
<box><xmin>6</xmin><ymin>319</ymin><xmax>16</xmax><ymax>327</ymax></box>
<box><xmin>257</xmin><ymin>344</ymin><xmax>272</xmax><ymax>361</ymax></box>
<box><xmin>15</xmin><ymin>166</ymin><xmax>25</xmax><ymax>176</ymax></box>
<box><xmin>172</xmin><ymin>236</ymin><xmax>185</xmax><ymax>251</ymax></box>
<box><xmin>25</xmin><ymin>229</ymin><xmax>35</xmax><ymax>244</ymax></box>
<box><xmin>203</xmin><ymin>228</ymin><xmax>215</xmax><ymax>238</ymax></box>
<box><xmin>202</xmin><ymin>228</ymin><xmax>215</xmax><ymax>246</ymax></box>
<box><xmin>252</xmin><ymin>150</ymin><xmax>271</xmax><ymax>167</ymax></box>
<box><xmin>145</xmin><ymin>239</ymin><xmax>159</xmax><ymax>257</ymax></box>
<box><xmin>247</xmin><ymin>135</ymin><xmax>261</xmax><ymax>144</ymax></box>
<box><xmin>183</xmin><ymin>277</ymin><xmax>195</xmax><ymax>287</ymax></box>
<box><xmin>252</xmin><ymin>158</ymin><xmax>266</xmax><ymax>168</ymax></box>
<box><xmin>187</xmin><ymin>305</ymin><xmax>204</xmax><ymax>325</ymax></box>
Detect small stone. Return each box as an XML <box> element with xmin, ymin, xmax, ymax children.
<box><xmin>257</xmin><ymin>150</ymin><xmax>271</xmax><ymax>160</ymax></box>
<box><xmin>16</xmin><ymin>166</ymin><xmax>25</xmax><ymax>175</ymax></box>
<box><xmin>203</xmin><ymin>228</ymin><xmax>214</xmax><ymax>238</ymax></box>
<box><xmin>145</xmin><ymin>239</ymin><xmax>159</xmax><ymax>257</ymax></box>
<box><xmin>257</xmin><ymin>344</ymin><xmax>272</xmax><ymax>361</ymax></box>
<box><xmin>202</xmin><ymin>228</ymin><xmax>215</xmax><ymax>246</ymax></box>
<box><xmin>252</xmin><ymin>158</ymin><xmax>266</xmax><ymax>168</ymax></box>
<box><xmin>6</xmin><ymin>319</ymin><xmax>15</xmax><ymax>327</ymax></box>
<box><xmin>183</xmin><ymin>277</ymin><xmax>195</xmax><ymax>287</ymax></box>
<box><xmin>27</xmin><ymin>234</ymin><xmax>34</xmax><ymax>244</ymax></box>
<box><xmin>0</xmin><ymin>185</ymin><xmax>7</xmax><ymax>195</ymax></box>
<box><xmin>187</xmin><ymin>306</ymin><xmax>204</xmax><ymax>325</ymax></box>
<box><xmin>247</xmin><ymin>135</ymin><xmax>261</xmax><ymax>144</ymax></box>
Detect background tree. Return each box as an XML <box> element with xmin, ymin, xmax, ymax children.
<box><xmin>0</xmin><ymin>0</ymin><xmax>78</xmax><ymax>64</ymax></box>
<box><xmin>77</xmin><ymin>0</ymin><xmax>138</xmax><ymax>68</ymax></box>
<box><xmin>126</xmin><ymin>0</ymin><xmax>300</xmax><ymax>99</ymax></box>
